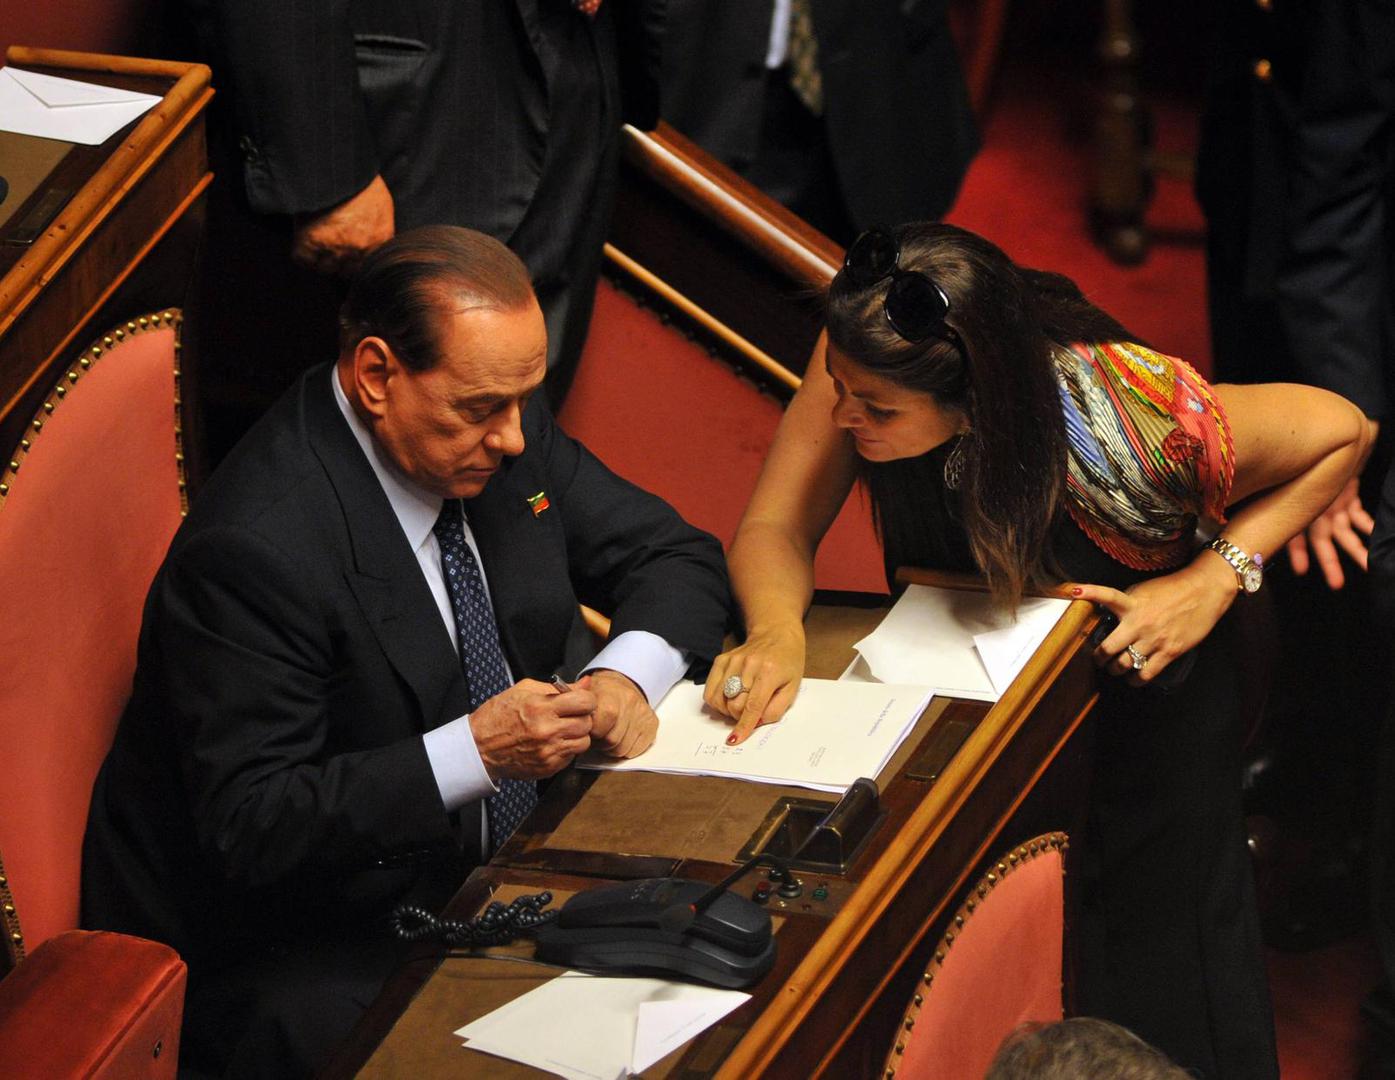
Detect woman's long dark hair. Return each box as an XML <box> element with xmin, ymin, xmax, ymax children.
<box><xmin>826</xmin><ymin>223</ymin><xmax>1134</xmax><ymax>607</ymax></box>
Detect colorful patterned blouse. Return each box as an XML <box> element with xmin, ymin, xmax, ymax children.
<box><xmin>1055</xmin><ymin>341</ymin><xmax>1234</xmax><ymax>571</ymax></box>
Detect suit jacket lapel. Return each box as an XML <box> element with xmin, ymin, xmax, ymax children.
<box><xmin>467</xmin><ymin>457</ymin><xmax>560</xmax><ymax>681</ymax></box>
<box><xmin>302</xmin><ymin>368</ymin><xmax>469</xmax><ymax>728</ymax></box>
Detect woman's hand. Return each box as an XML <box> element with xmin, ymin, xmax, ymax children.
<box><xmin>703</xmin><ymin>623</ymin><xmax>807</xmax><ymax>744</ymax></box>
<box><xmin>1072</xmin><ymin>555</ymin><xmax>1238</xmax><ymax>685</ymax></box>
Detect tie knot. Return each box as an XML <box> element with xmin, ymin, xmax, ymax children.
<box><xmin>434</xmin><ymin>498</ymin><xmax>464</xmax><ymax>540</ymax></box>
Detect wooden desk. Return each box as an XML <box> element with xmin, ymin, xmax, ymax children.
<box><xmin>0</xmin><ymin>47</ymin><xmax>212</xmax><ymax>462</ymax></box>
<box><xmin>329</xmin><ymin>577</ymin><xmax>1102</xmax><ymax>1078</ymax></box>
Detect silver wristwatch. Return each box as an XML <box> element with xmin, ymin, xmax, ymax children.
<box><xmin>1206</xmin><ymin>537</ymin><xmax>1264</xmax><ymax>593</ymax></box>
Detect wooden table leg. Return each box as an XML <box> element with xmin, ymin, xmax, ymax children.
<box><xmin>1091</xmin><ymin>0</ymin><xmax>1150</xmax><ymax>265</ymax></box>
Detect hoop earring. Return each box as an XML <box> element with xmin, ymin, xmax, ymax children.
<box><xmin>943</xmin><ymin>434</ymin><xmax>969</xmax><ymax>491</ymax></box>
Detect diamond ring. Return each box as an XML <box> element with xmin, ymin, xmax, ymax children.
<box><xmin>722</xmin><ymin>675</ymin><xmax>748</xmax><ymax>700</ymax></box>
<box><xmin>1126</xmin><ymin>645</ymin><xmax>1149</xmax><ymax>671</ymax></box>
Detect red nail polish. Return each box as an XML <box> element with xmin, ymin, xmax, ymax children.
<box><xmin>1071</xmin><ymin>587</ymin><xmax>1082</xmax><ymax>596</ymax></box>
<box><xmin>726</xmin><ymin>733</ymin><xmax>738</xmax><ymax>745</ymax></box>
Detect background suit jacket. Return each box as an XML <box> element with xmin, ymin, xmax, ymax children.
<box><xmin>660</xmin><ymin>0</ymin><xmax>979</xmax><ymax>230</ymax></box>
<box><xmin>81</xmin><ymin>364</ymin><xmax>729</xmax><ymax>970</ymax></box>
<box><xmin>180</xmin><ymin>0</ymin><xmax>665</xmax><ymax>427</ymax></box>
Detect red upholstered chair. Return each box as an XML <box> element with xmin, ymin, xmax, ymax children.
<box><xmin>0</xmin><ymin>312</ymin><xmax>189</xmax><ymax>1076</ymax></box>
<box><xmin>883</xmin><ymin>833</ymin><xmax>1069</xmax><ymax>1080</ymax></box>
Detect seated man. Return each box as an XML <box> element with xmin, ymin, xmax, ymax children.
<box><xmin>81</xmin><ymin>226</ymin><xmax>730</xmax><ymax>1077</ymax></box>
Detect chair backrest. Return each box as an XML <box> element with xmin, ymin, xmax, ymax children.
<box><xmin>884</xmin><ymin>833</ymin><xmax>1068</xmax><ymax>1080</ymax></box>
<box><xmin>0</xmin><ymin>312</ymin><xmax>186</xmax><ymax>955</ymax></box>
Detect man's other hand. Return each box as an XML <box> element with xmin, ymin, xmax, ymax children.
<box><xmin>1285</xmin><ymin>475</ymin><xmax>1375</xmax><ymax>589</ymax></box>
<box><xmin>587</xmin><ymin>669</ymin><xmax>658</xmax><ymax>759</ymax></box>
<box><xmin>470</xmin><ymin>677</ymin><xmax>595</xmax><ymax>780</ymax></box>
<box><xmin>291</xmin><ymin>174</ymin><xmax>395</xmax><ymax>277</ymax></box>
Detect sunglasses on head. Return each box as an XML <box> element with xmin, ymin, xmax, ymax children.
<box><xmin>842</xmin><ymin>227</ymin><xmax>961</xmax><ymax>348</ymax></box>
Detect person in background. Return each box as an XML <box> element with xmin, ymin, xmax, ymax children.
<box><xmin>181</xmin><ymin>0</ymin><xmax>661</xmax><ymax>466</ymax></box>
<box><xmin>1197</xmin><ymin>0</ymin><xmax>1393</xmax><ymax>966</ymax></box>
<box><xmin>705</xmin><ymin>221</ymin><xmax>1372</xmax><ymax>1077</ymax></box>
<box><xmin>660</xmin><ymin>0</ymin><xmax>978</xmax><ymax>246</ymax></box>
<box><xmin>985</xmin><ymin>1017</ymin><xmax>1191</xmax><ymax>1080</ymax></box>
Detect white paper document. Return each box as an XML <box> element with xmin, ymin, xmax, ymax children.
<box><xmin>577</xmin><ymin>678</ymin><xmax>933</xmax><ymax>793</ymax></box>
<box><xmin>455</xmin><ymin>971</ymin><xmax>748</xmax><ymax>1079</ymax></box>
<box><xmin>0</xmin><ymin>67</ymin><xmax>161</xmax><ymax>145</ymax></box>
<box><xmin>849</xmin><ymin>584</ymin><xmax>1069</xmax><ymax>701</ymax></box>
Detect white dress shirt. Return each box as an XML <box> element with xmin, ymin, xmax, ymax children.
<box><xmin>331</xmin><ymin>368</ymin><xmax>688</xmax><ymax>815</ymax></box>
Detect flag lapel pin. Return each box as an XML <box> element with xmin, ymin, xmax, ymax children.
<box><xmin>526</xmin><ymin>490</ymin><xmax>551</xmax><ymax>516</ymax></box>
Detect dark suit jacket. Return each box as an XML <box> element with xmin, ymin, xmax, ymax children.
<box><xmin>81</xmin><ymin>364</ymin><xmax>729</xmax><ymax>969</ymax></box>
<box><xmin>1198</xmin><ymin>0</ymin><xmax>1394</xmax><ymax>419</ymax></box>
<box><xmin>660</xmin><ymin>0</ymin><xmax>979</xmax><ymax>229</ymax></box>
<box><xmin>184</xmin><ymin>0</ymin><xmax>665</xmax><ymax>403</ymax></box>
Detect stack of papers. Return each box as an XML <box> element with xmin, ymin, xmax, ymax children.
<box><xmin>0</xmin><ymin>67</ymin><xmax>161</xmax><ymax>145</ymax></box>
<box><xmin>578</xmin><ymin>679</ymin><xmax>933</xmax><ymax>793</ymax></box>
<box><xmin>456</xmin><ymin>971</ymin><xmax>749</xmax><ymax>1079</ymax></box>
<box><xmin>846</xmin><ymin>585</ymin><xmax>1069</xmax><ymax>701</ymax></box>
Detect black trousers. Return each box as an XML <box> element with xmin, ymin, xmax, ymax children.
<box><xmin>1078</xmin><ymin>613</ymin><xmax>1278</xmax><ymax>1079</ymax></box>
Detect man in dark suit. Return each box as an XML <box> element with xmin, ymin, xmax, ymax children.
<box><xmin>183</xmin><ymin>0</ymin><xmax>659</xmax><ymax>461</ymax></box>
<box><xmin>82</xmin><ymin>226</ymin><xmax>730</xmax><ymax>1077</ymax></box>
<box><xmin>660</xmin><ymin>0</ymin><xmax>978</xmax><ymax>245</ymax></box>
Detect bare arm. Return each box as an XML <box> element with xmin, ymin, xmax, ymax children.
<box><xmin>1079</xmin><ymin>381</ymin><xmax>1374</xmax><ymax>682</ymax></box>
<box><xmin>704</xmin><ymin>335</ymin><xmax>862</xmax><ymax>741</ymax></box>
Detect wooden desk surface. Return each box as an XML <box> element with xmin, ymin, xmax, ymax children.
<box><xmin>330</xmin><ymin>583</ymin><xmax>1101</xmax><ymax>1079</ymax></box>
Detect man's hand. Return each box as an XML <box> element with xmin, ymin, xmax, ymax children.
<box><xmin>469</xmin><ymin>677</ymin><xmax>595</xmax><ymax>780</ymax></box>
<box><xmin>290</xmin><ymin>174</ymin><xmax>395</xmax><ymax>277</ymax></box>
<box><xmin>1285</xmin><ymin>475</ymin><xmax>1375</xmax><ymax>589</ymax></box>
<box><xmin>587</xmin><ymin>669</ymin><xmax>659</xmax><ymax>758</ymax></box>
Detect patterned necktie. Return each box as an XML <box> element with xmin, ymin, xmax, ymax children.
<box><xmin>433</xmin><ymin>499</ymin><xmax>538</xmax><ymax>849</ymax></box>
<box><xmin>787</xmin><ymin>0</ymin><xmax>825</xmax><ymax>116</ymax></box>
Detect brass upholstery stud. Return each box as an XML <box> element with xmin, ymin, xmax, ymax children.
<box><xmin>114</xmin><ymin>328</ymin><xmax>126</xmax><ymax>341</ymax></box>
<box><xmin>954</xmin><ymin>915</ymin><xmax>964</xmax><ymax>928</ymax></box>
<box><xmin>32</xmin><ymin>419</ymin><xmax>42</xmax><ymax>430</ymax></box>
<box><xmin>895</xmin><ymin>1043</ymin><xmax>905</xmax><ymax>1055</ymax></box>
<box><xmin>913</xmin><ymin>994</ymin><xmax>923</xmax><ymax>1006</ymax></box>
<box><xmin>8</xmin><ymin>461</ymin><xmax>18</xmax><ymax>473</ymax></box>
<box><xmin>67</xmin><ymin>371</ymin><xmax>79</xmax><ymax>383</ymax></box>
<box><xmin>935</xmin><ymin>950</ymin><xmax>945</xmax><ymax>963</ymax></box>
<box><xmin>904</xmin><ymin>1018</ymin><xmax>915</xmax><ymax>1031</ymax></box>
<box><xmin>79</xmin><ymin>356</ymin><xmax>92</xmax><ymax>368</ymax></box>
<box><xmin>55</xmin><ymin>386</ymin><xmax>66</xmax><ymax>398</ymax></box>
<box><xmin>0</xmin><ymin>484</ymin><xmax>8</xmax><ymax>496</ymax></box>
<box><xmin>103</xmin><ymin>335</ymin><xmax>115</xmax><ymax>347</ymax></box>
<box><xmin>43</xmin><ymin>402</ymin><xmax>54</xmax><ymax>413</ymax></box>
<box><xmin>21</xmin><ymin>439</ymin><xmax>30</xmax><ymax>450</ymax></box>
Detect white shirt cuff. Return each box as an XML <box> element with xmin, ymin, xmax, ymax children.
<box><xmin>583</xmin><ymin>630</ymin><xmax>690</xmax><ymax>707</ymax></box>
<box><xmin>422</xmin><ymin>713</ymin><xmax>498</xmax><ymax>812</ymax></box>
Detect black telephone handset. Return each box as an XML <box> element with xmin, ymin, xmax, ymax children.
<box><xmin>533</xmin><ymin>876</ymin><xmax>776</xmax><ymax>989</ymax></box>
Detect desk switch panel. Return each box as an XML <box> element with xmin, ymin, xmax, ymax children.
<box><xmin>751</xmin><ymin>867</ymin><xmax>854</xmax><ymax>917</ymax></box>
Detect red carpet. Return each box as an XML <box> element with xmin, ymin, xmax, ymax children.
<box><xmin>562</xmin><ymin>27</ymin><xmax>1378</xmax><ymax>1080</ymax></box>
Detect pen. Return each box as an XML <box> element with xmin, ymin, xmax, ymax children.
<box><xmin>549</xmin><ymin>673</ymin><xmax>571</xmax><ymax>693</ymax></box>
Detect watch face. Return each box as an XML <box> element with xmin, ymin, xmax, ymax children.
<box><xmin>1243</xmin><ymin>565</ymin><xmax>1263</xmax><ymax>593</ymax></box>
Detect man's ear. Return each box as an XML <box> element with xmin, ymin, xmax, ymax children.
<box><xmin>351</xmin><ymin>337</ymin><xmax>398</xmax><ymax>419</ymax></box>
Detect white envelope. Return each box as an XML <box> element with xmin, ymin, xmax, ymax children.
<box><xmin>0</xmin><ymin>67</ymin><xmax>161</xmax><ymax>146</ymax></box>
